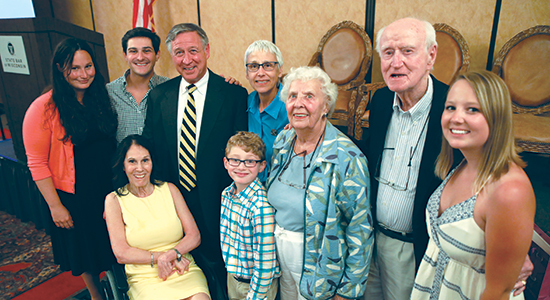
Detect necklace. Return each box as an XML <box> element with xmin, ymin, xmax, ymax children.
<box><xmin>277</xmin><ymin>127</ymin><xmax>326</xmax><ymax>190</ymax></box>
<box><xmin>291</xmin><ymin>126</ymin><xmax>325</xmax><ymax>170</ymax></box>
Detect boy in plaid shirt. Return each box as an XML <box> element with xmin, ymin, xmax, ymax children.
<box><xmin>220</xmin><ymin>131</ymin><xmax>280</xmax><ymax>300</ymax></box>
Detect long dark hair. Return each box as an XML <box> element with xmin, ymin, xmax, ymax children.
<box><xmin>112</xmin><ymin>134</ymin><xmax>162</xmax><ymax>196</ymax></box>
<box><xmin>50</xmin><ymin>38</ymin><xmax>117</xmax><ymax>145</ymax></box>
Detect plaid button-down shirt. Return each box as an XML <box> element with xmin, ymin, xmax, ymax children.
<box><xmin>220</xmin><ymin>178</ymin><xmax>280</xmax><ymax>300</ymax></box>
<box><xmin>107</xmin><ymin>70</ymin><xmax>168</xmax><ymax>143</ymax></box>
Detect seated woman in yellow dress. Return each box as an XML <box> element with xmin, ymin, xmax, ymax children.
<box><xmin>105</xmin><ymin>134</ymin><xmax>210</xmax><ymax>300</ymax></box>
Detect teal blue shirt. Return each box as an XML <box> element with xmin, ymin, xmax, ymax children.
<box><xmin>247</xmin><ymin>87</ymin><xmax>289</xmax><ymax>183</ymax></box>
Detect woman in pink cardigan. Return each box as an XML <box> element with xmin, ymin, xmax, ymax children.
<box><xmin>23</xmin><ymin>38</ymin><xmax>118</xmax><ymax>300</ymax></box>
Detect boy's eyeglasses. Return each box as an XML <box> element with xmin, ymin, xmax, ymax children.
<box><xmin>226</xmin><ymin>157</ymin><xmax>263</xmax><ymax>168</ymax></box>
<box><xmin>245</xmin><ymin>61</ymin><xmax>279</xmax><ymax>72</ymax></box>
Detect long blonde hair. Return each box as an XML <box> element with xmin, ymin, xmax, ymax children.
<box><xmin>435</xmin><ymin>70</ymin><xmax>524</xmax><ymax>193</ymax></box>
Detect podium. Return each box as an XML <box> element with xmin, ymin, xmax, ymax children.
<box><xmin>0</xmin><ymin>17</ymin><xmax>109</xmax><ymax>161</ymax></box>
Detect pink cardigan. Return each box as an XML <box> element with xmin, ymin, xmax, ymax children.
<box><xmin>23</xmin><ymin>91</ymin><xmax>75</xmax><ymax>194</ymax></box>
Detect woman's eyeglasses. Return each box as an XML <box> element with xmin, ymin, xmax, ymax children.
<box><xmin>245</xmin><ymin>61</ymin><xmax>279</xmax><ymax>72</ymax></box>
<box><xmin>277</xmin><ymin>150</ymin><xmax>308</xmax><ymax>190</ymax></box>
<box><xmin>276</xmin><ymin>130</ymin><xmax>324</xmax><ymax>190</ymax></box>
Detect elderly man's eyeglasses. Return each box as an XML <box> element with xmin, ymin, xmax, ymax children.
<box><xmin>374</xmin><ymin>148</ymin><xmax>411</xmax><ymax>191</ymax></box>
<box><xmin>245</xmin><ymin>61</ymin><xmax>279</xmax><ymax>72</ymax></box>
<box><xmin>375</xmin><ymin>116</ymin><xmax>429</xmax><ymax>191</ymax></box>
<box><xmin>226</xmin><ymin>157</ymin><xmax>263</xmax><ymax>168</ymax></box>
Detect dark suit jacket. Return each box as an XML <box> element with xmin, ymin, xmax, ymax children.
<box><xmin>364</xmin><ymin>75</ymin><xmax>450</xmax><ymax>270</ymax></box>
<box><xmin>142</xmin><ymin>69</ymin><xmax>248</xmax><ymax>248</ymax></box>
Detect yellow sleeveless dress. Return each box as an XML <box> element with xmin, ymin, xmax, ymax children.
<box><xmin>116</xmin><ymin>183</ymin><xmax>210</xmax><ymax>300</ymax></box>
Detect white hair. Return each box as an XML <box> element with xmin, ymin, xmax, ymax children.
<box><xmin>280</xmin><ymin>66</ymin><xmax>338</xmax><ymax>116</ymax></box>
<box><xmin>244</xmin><ymin>40</ymin><xmax>284</xmax><ymax>70</ymax></box>
<box><xmin>375</xmin><ymin>18</ymin><xmax>437</xmax><ymax>54</ymax></box>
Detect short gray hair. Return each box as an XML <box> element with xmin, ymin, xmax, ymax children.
<box><xmin>280</xmin><ymin>66</ymin><xmax>338</xmax><ymax>116</ymax></box>
<box><xmin>166</xmin><ymin>23</ymin><xmax>209</xmax><ymax>54</ymax></box>
<box><xmin>375</xmin><ymin>18</ymin><xmax>437</xmax><ymax>54</ymax></box>
<box><xmin>244</xmin><ymin>40</ymin><xmax>284</xmax><ymax>70</ymax></box>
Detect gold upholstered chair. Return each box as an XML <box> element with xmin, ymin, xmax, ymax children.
<box><xmin>492</xmin><ymin>25</ymin><xmax>550</xmax><ymax>154</ymax></box>
<box><xmin>353</xmin><ymin>81</ymin><xmax>387</xmax><ymax>139</ymax></box>
<box><xmin>308</xmin><ymin>20</ymin><xmax>373</xmax><ymax>135</ymax></box>
<box><xmin>432</xmin><ymin>23</ymin><xmax>470</xmax><ymax>85</ymax></box>
<box><xmin>353</xmin><ymin>22</ymin><xmax>470</xmax><ymax>140</ymax></box>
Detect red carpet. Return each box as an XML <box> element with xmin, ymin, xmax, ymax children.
<box><xmin>0</xmin><ymin>211</ymin><xmax>63</xmax><ymax>298</ymax></box>
<box><xmin>12</xmin><ymin>272</ymin><xmax>86</xmax><ymax>300</ymax></box>
<box><xmin>0</xmin><ymin>127</ymin><xmax>10</xmax><ymax>140</ymax></box>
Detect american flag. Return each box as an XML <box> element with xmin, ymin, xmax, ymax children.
<box><xmin>133</xmin><ymin>0</ymin><xmax>157</xmax><ymax>31</ymax></box>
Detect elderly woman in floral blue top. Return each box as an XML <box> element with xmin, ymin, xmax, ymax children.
<box><xmin>266</xmin><ymin>66</ymin><xmax>374</xmax><ymax>300</ymax></box>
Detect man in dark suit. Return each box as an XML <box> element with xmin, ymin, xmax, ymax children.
<box><xmin>142</xmin><ymin>23</ymin><xmax>247</xmax><ymax>300</ymax></box>
<box><xmin>361</xmin><ymin>17</ymin><xmax>531</xmax><ymax>300</ymax></box>
<box><xmin>360</xmin><ymin>17</ymin><xmax>445</xmax><ymax>300</ymax></box>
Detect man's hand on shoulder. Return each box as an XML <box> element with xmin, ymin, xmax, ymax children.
<box><xmin>220</xmin><ymin>74</ymin><xmax>242</xmax><ymax>87</ymax></box>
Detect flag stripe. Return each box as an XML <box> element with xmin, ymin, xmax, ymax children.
<box><xmin>133</xmin><ymin>0</ymin><xmax>156</xmax><ymax>31</ymax></box>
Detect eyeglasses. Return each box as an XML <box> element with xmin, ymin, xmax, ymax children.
<box><xmin>276</xmin><ymin>130</ymin><xmax>324</xmax><ymax>190</ymax></box>
<box><xmin>375</xmin><ymin>116</ymin><xmax>429</xmax><ymax>191</ymax></box>
<box><xmin>374</xmin><ymin>147</ymin><xmax>411</xmax><ymax>191</ymax></box>
<box><xmin>277</xmin><ymin>150</ymin><xmax>308</xmax><ymax>190</ymax></box>
<box><xmin>245</xmin><ymin>61</ymin><xmax>279</xmax><ymax>72</ymax></box>
<box><xmin>226</xmin><ymin>157</ymin><xmax>263</xmax><ymax>168</ymax></box>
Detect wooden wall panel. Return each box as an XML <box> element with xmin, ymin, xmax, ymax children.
<box><xmin>92</xmin><ymin>0</ymin><xmax>198</xmax><ymax>82</ymax></box>
<box><xmin>153</xmin><ymin>0</ymin><xmax>199</xmax><ymax>79</ymax></box>
<box><xmin>52</xmin><ymin>0</ymin><xmax>94</xmax><ymax>31</ymax></box>
<box><xmin>371</xmin><ymin>0</ymin><xmax>495</xmax><ymax>83</ymax></box>
<box><xmin>275</xmin><ymin>0</ymin><xmax>367</xmax><ymax>78</ymax></box>
<box><xmin>495</xmin><ymin>0</ymin><xmax>550</xmax><ymax>67</ymax></box>
<box><xmin>201</xmin><ymin>0</ymin><xmax>272</xmax><ymax>92</ymax></box>
<box><xmin>92</xmin><ymin>0</ymin><xmax>132</xmax><ymax>82</ymax></box>
<box><xmin>54</xmin><ymin>0</ymin><xmax>549</xmax><ymax>89</ymax></box>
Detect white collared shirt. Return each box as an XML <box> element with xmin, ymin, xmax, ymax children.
<box><xmin>176</xmin><ymin>71</ymin><xmax>209</xmax><ymax>155</ymax></box>
<box><xmin>376</xmin><ymin>76</ymin><xmax>433</xmax><ymax>233</ymax></box>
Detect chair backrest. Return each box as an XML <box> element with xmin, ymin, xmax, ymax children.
<box><xmin>432</xmin><ymin>23</ymin><xmax>470</xmax><ymax>85</ymax></box>
<box><xmin>493</xmin><ymin>25</ymin><xmax>550</xmax><ymax>114</ymax></box>
<box><xmin>309</xmin><ymin>20</ymin><xmax>372</xmax><ymax>89</ymax></box>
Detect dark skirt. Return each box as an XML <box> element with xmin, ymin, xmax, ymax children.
<box><xmin>49</xmin><ymin>119</ymin><xmax>117</xmax><ymax>276</ymax></box>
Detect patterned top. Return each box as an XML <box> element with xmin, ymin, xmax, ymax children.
<box><xmin>266</xmin><ymin>122</ymin><xmax>373</xmax><ymax>300</ymax></box>
<box><xmin>107</xmin><ymin>70</ymin><xmax>168</xmax><ymax>143</ymax></box>
<box><xmin>220</xmin><ymin>178</ymin><xmax>280</xmax><ymax>300</ymax></box>
<box><xmin>410</xmin><ymin>167</ymin><xmax>520</xmax><ymax>300</ymax></box>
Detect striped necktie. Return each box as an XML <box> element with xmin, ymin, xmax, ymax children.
<box><xmin>179</xmin><ymin>84</ymin><xmax>197</xmax><ymax>191</ymax></box>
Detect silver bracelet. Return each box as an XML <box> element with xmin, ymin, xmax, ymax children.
<box><xmin>150</xmin><ymin>251</ymin><xmax>154</xmax><ymax>268</ymax></box>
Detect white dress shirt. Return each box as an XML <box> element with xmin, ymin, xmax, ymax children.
<box><xmin>376</xmin><ymin>76</ymin><xmax>433</xmax><ymax>233</ymax></box>
<box><xmin>176</xmin><ymin>72</ymin><xmax>209</xmax><ymax>155</ymax></box>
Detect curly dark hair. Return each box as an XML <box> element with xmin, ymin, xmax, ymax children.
<box><xmin>112</xmin><ymin>134</ymin><xmax>162</xmax><ymax>196</ymax></box>
<box><xmin>121</xmin><ymin>27</ymin><xmax>161</xmax><ymax>54</ymax></box>
<box><xmin>49</xmin><ymin>38</ymin><xmax>117</xmax><ymax>145</ymax></box>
